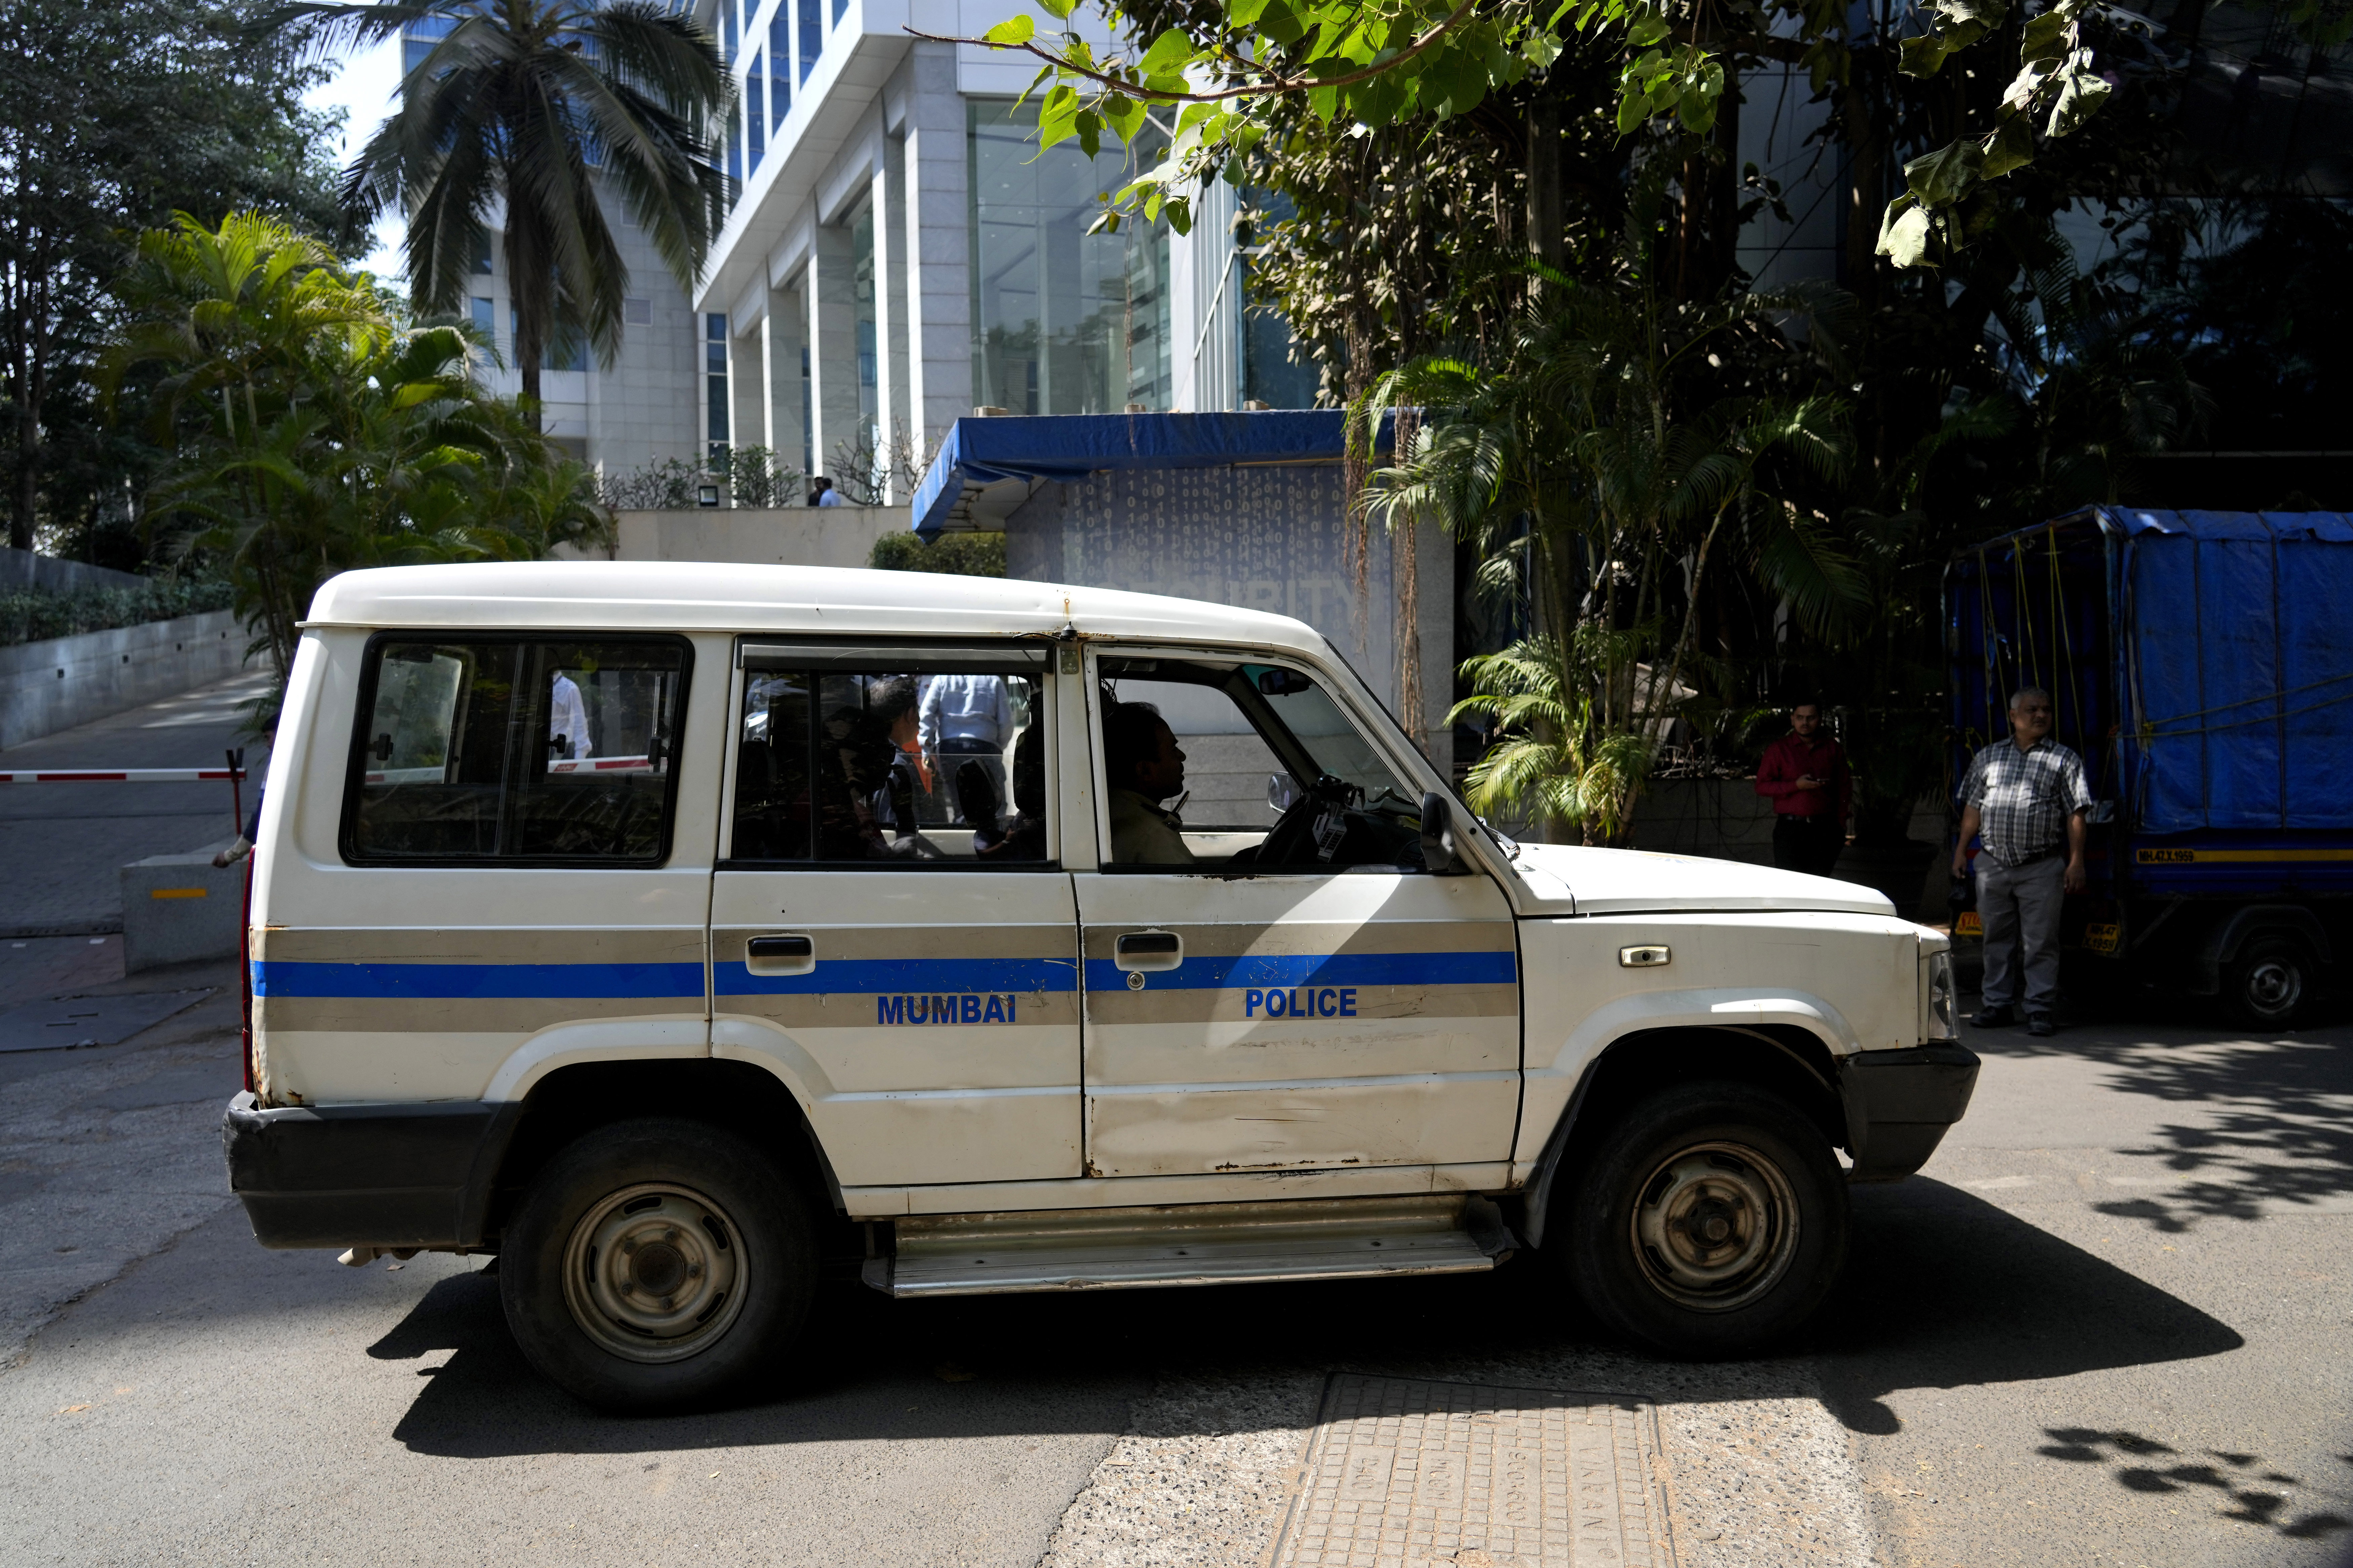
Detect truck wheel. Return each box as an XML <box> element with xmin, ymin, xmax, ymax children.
<box><xmin>1562</xmin><ymin>1082</ymin><xmax>1847</xmax><ymax>1357</ymax></box>
<box><xmin>500</xmin><ymin>1117</ymin><xmax>814</xmax><ymax>1413</ymax></box>
<box><xmin>2226</xmin><ymin>935</ymin><xmax>2313</xmax><ymax>1029</ymax></box>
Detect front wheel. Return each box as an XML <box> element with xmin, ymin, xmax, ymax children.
<box><xmin>1561</xmin><ymin>1082</ymin><xmax>1847</xmax><ymax>1357</ymax></box>
<box><xmin>500</xmin><ymin>1117</ymin><xmax>815</xmax><ymax>1412</ymax></box>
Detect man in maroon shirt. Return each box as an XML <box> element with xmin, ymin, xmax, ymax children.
<box><xmin>1754</xmin><ymin>701</ymin><xmax>1852</xmax><ymax>877</ymax></box>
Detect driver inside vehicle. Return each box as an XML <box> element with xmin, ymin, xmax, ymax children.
<box><xmin>1103</xmin><ymin>701</ymin><xmax>1194</xmax><ymax>865</ymax></box>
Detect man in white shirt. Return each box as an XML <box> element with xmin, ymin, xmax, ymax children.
<box><xmin>920</xmin><ymin>672</ymin><xmax>1014</xmax><ymax>820</ymax></box>
<box><xmin>549</xmin><ymin>672</ymin><xmax>592</xmax><ymax>761</ymax></box>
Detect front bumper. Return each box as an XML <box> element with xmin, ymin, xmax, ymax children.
<box><xmin>1836</xmin><ymin>1043</ymin><xmax>1981</xmax><ymax>1183</ymax></box>
<box><xmin>221</xmin><ymin>1091</ymin><xmax>510</xmax><ymax>1249</ymax></box>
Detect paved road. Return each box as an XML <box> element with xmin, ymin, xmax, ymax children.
<box><xmin>0</xmin><ymin>668</ymin><xmax>273</xmax><ymax>937</ymax></box>
<box><xmin>0</xmin><ymin>682</ymin><xmax>2346</xmax><ymax>1566</ymax></box>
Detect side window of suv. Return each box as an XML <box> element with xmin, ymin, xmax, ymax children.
<box><xmin>1096</xmin><ymin>654</ymin><xmax>1425</xmax><ymax>872</ymax></box>
<box><xmin>343</xmin><ymin>636</ymin><xmax>690</xmax><ymax>863</ymax></box>
<box><xmin>728</xmin><ymin>650</ymin><xmax>1051</xmax><ymax>864</ymax></box>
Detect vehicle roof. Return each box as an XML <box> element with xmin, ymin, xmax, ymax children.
<box><xmin>302</xmin><ymin>561</ymin><xmax>1330</xmax><ymax>655</ymax></box>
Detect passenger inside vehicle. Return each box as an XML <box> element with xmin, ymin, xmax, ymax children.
<box><xmin>1103</xmin><ymin>701</ymin><xmax>1196</xmax><ymax>865</ymax></box>
<box><xmin>1096</xmin><ymin>658</ymin><xmax>1429</xmax><ymax>873</ymax></box>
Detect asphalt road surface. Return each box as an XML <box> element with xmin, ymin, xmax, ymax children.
<box><xmin>0</xmin><ymin>689</ymin><xmax>2347</xmax><ymax>1566</ymax></box>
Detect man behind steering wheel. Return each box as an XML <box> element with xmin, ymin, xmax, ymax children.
<box><xmin>1103</xmin><ymin>702</ymin><xmax>1195</xmax><ymax>865</ymax></box>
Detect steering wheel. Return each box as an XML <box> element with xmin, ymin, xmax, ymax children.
<box><xmin>1254</xmin><ymin>775</ymin><xmax>1358</xmax><ymax>866</ymax></box>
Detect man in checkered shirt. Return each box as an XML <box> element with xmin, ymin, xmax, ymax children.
<box><xmin>1950</xmin><ymin>686</ymin><xmax>2093</xmax><ymax>1036</ymax></box>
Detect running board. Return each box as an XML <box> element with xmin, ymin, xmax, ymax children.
<box><xmin>863</xmin><ymin>1194</ymin><xmax>1517</xmax><ymax>1297</ymax></box>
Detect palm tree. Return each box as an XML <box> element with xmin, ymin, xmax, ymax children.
<box><xmin>275</xmin><ymin>0</ymin><xmax>733</xmax><ymax>418</ymax></box>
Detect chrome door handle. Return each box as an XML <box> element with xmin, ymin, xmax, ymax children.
<box><xmin>746</xmin><ymin>934</ymin><xmax>816</xmax><ymax>976</ymax></box>
<box><xmin>1113</xmin><ymin>930</ymin><xmax>1183</xmax><ymax>972</ymax></box>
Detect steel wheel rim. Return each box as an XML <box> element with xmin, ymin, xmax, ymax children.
<box><xmin>561</xmin><ymin>1182</ymin><xmax>746</xmax><ymax>1364</ymax></box>
<box><xmin>1629</xmin><ymin>1140</ymin><xmax>1800</xmax><ymax>1313</ymax></box>
<box><xmin>2245</xmin><ymin>958</ymin><xmax>2302</xmax><ymax>1017</ymax></box>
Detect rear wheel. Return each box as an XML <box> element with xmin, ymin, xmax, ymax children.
<box><xmin>2226</xmin><ymin>935</ymin><xmax>2314</xmax><ymax>1030</ymax></box>
<box><xmin>500</xmin><ymin>1117</ymin><xmax>814</xmax><ymax>1412</ymax></box>
<box><xmin>1561</xmin><ymin>1081</ymin><xmax>1847</xmax><ymax>1357</ymax></box>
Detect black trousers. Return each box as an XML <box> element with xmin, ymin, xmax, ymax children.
<box><xmin>1772</xmin><ymin>815</ymin><xmax>1845</xmax><ymax>877</ymax></box>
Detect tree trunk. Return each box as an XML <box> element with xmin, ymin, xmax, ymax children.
<box><xmin>1525</xmin><ymin>98</ymin><xmax>1563</xmax><ymax>275</ymax></box>
<box><xmin>506</xmin><ymin>212</ymin><xmax>546</xmax><ymax>432</ymax></box>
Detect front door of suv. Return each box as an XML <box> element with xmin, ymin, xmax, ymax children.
<box><xmin>1071</xmin><ymin>648</ymin><xmax>1520</xmax><ymax>1180</ymax></box>
<box><xmin>709</xmin><ymin>642</ymin><xmax>1082</xmax><ymax>1189</ymax></box>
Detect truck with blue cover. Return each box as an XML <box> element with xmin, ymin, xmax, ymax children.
<box><xmin>1948</xmin><ymin>508</ymin><xmax>2353</xmax><ymax>1024</ymax></box>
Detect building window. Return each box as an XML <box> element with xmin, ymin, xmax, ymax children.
<box><xmin>797</xmin><ymin>0</ymin><xmax>819</xmax><ymax>82</ymax></box>
<box><xmin>769</xmin><ymin>14</ymin><xmax>790</xmax><ymax>128</ymax></box>
<box><xmin>401</xmin><ymin>16</ymin><xmax>453</xmax><ymax>76</ymax></box>
<box><xmin>472</xmin><ymin>231</ymin><xmax>494</xmax><ymax>275</ymax></box>
<box><xmin>624</xmin><ymin>297</ymin><xmax>653</xmax><ymax>326</ymax></box>
<box><xmin>726</xmin><ymin>113</ymin><xmax>741</xmax><ymax>185</ymax></box>
<box><xmin>722</xmin><ymin>0</ymin><xmax>737</xmax><ymax>62</ymax></box>
<box><xmin>469</xmin><ymin>296</ymin><xmax>496</xmax><ymax>353</ymax></box>
<box><xmin>967</xmin><ymin>100</ymin><xmax>1171</xmax><ymax>416</ymax></box>
<box><xmin>707</xmin><ymin>313</ymin><xmax>730</xmax><ymax>461</ymax></box>
<box><xmin>746</xmin><ymin>57</ymin><xmax>764</xmax><ymax>170</ymax></box>
<box><xmin>832</xmin><ymin>0</ymin><xmax>846</xmax><ymax>25</ymax></box>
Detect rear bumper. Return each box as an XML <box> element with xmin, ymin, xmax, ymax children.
<box><xmin>1837</xmin><ymin>1043</ymin><xmax>1981</xmax><ymax>1183</ymax></box>
<box><xmin>221</xmin><ymin>1091</ymin><xmax>510</xmax><ymax>1249</ymax></box>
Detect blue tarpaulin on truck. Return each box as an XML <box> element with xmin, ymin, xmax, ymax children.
<box><xmin>1952</xmin><ymin>508</ymin><xmax>2353</xmax><ymax>835</ymax></box>
<box><xmin>2113</xmin><ymin>510</ymin><xmax>2353</xmax><ymax>833</ymax></box>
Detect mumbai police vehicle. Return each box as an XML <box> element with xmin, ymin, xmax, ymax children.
<box><xmin>222</xmin><ymin>562</ymin><xmax>1977</xmax><ymax>1411</ymax></box>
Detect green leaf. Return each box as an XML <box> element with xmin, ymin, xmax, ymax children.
<box><xmin>2044</xmin><ymin>53</ymin><xmax>2112</xmax><ymax>135</ymax></box>
<box><xmin>2018</xmin><ymin>5</ymin><xmax>2074</xmax><ymax>60</ymax></box>
<box><xmin>1257</xmin><ymin>0</ymin><xmax>1307</xmax><ymax>45</ymax></box>
<box><xmin>1074</xmin><ymin>108</ymin><xmax>1101</xmax><ymax>158</ymax></box>
<box><xmin>1876</xmin><ymin>195</ymin><xmax>1938</xmax><ymax>267</ymax></box>
<box><xmin>1136</xmin><ymin>26</ymin><xmax>1192</xmax><ymax>75</ymax></box>
<box><xmin>1227</xmin><ymin>0</ymin><xmax>1271</xmax><ymax>24</ymax></box>
<box><xmin>1307</xmin><ymin>81</ymin><xmax>1339</xmax><ymax>120</ymax></box>
<box><xmin>1898</xmin><ymin>31</ymin><xmax>1959</xmax><ymax>76</ymax></box>
<box><xmin>1902</xmin><ymin>136</ymin><xmax>1983</xmax><ymax>206</ymax></box>
<box><xmin>1099</xmin><ymin>93</ymin><xmax>1146</xmax><ymax>144</ymax></box>
<box><xmin>1978</xmin><ymin>111</ymin><xmax>2035</xmax><ymax>177</ymax></box>
<box><xmin>1035</xmin><ymin>0</ymin><xmax>1075</xmax><ymax>19</ymax></box>
<box><xmin>981</xmin><ymin>14</ymin><xmax>1033</xmax><ymax>45</ymax></box>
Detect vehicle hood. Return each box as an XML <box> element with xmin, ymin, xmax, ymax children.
<box><xmin>1501</xmin><ymin>842</ymin><xmax>1900</xmax><ymax>917</ymax></box>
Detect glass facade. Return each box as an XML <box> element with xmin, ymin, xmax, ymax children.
<box><xmin>746</xmin><ymin>58</ymin><xmax>764</xmax><ymax>169</ymax></box>
<box><xmin>768</xmin><ymin>15</ymin><xmax>790</xmax><ymax>130</ymax></box>
<box><xmin>968</xmin><ymin>101</ymin><xmax>1170</xmax><ymax>415</ymax></box>
<box><xmin>797</xmin><ymin>0</ymin><xmax>819</xmax><ymax>82</ymax></box>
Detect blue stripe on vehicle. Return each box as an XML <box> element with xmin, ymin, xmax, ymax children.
<box><xmin>713</xmin><ymin>957</ymin><xmax>1078</xmax><ymax>995</ymax></box>
<box><xmin>1082</xmin><ymin>950</ymin><xmax>1516</xmax><ymax>992</ymax></box>
<box><xmin>252</xmin><ymin>960</ymin><xmax>708</xmax><ymax>1000</ymax></box>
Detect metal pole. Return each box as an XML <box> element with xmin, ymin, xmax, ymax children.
<box><xmin>228</xmin><ymin>747</ymin><xmax>245</xmax><ymax>838</ymax></box>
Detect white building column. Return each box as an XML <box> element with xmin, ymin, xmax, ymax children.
<box><xmin>806</xmin><ymin>223</ymin><xmax>861</xmax><ymax>486</ymax></box>
<box><xmin>903</xmin><ymin>41</ymin><xmax>970</xmax><ymax>453</ymax></box>
<box><xmin>869</xmin><ymin>152</ymin><xmax>897</xmax><ymax>499</ymax></box>
<box><xmin>760</xmin><ymin>287</ymin><xmax>805</xmax><ymax>491</ymax></box>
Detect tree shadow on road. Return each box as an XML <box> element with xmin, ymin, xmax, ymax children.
<box><xmin>371</xmin><ymin>1179</ymin><xmax>2242</xmax><ymax>1455</ymax></box>
<box><xmin>2031</xmin><ymin>1427</ymin><xmax>2353</xmax><ymax>1545</ymax></box>
<box><xmin>1973</xmin><ymin>1025</ymin><xmax>2353</xmax><ymax>1231</ymax></box>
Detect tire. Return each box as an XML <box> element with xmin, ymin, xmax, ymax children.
<box><xmin>2225</xmin><ymin>934</ymin><xmax>2314</xmax><ymax>1030</ymax></box>
<box><xmin>500</xmin><ymin>1117</ymin><xmax>815</xmax><ymax>1413</ymax></box>
<box><xmin>1560</xmin><ymin>1081</ymin><xmax>1848</xmax><ymax>1358</ymax></box>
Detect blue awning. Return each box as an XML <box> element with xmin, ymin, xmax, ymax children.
<box><xmin>910</xmin><ymin>410</ymin><xmax>1388</xmax><ymax>538</ymax></box>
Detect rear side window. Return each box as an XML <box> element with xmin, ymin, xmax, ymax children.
<box><xmin>343</xmin><ymin>635</ymin><xmax>691</xmax><ymax>864</ymax></box>
<box><xmin>728</xmin><ymin>646</ymin><xmax>1049</xmax><ymax>865</ymax></box>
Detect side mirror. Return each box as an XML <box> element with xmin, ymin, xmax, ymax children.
<box><xmin>1419</xmin><ymin>791</ymin><xmax>1472</xmax><ymax>875</ymax></box>
<box><xmin>1255</xmin><ymin>667</ymin><xmax>1313</xmax><ymax>696</ymax></box>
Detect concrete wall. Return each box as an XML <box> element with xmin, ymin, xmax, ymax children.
<box><xmin>0</xmin><ymin>550</ymin><xmax>146</xmax><ymax>595</ymax></box>
<box><xmin>1003</xmin><ymin>466</ymin><xmax>1457</xmax><ymax>764</ymax></box>
<box><xmin>0</xmin><ymin>611</ymin><xmax>250</xmax><ymax>750</ymax></box>
<box><xmin>592</xmin><ymin>504</ymin><xmax>911</xmax><ymax>569</ymax></box>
